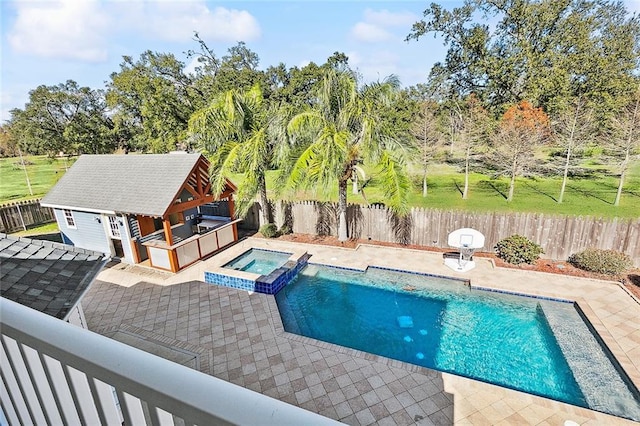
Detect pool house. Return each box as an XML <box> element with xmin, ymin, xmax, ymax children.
<box><xmin>40</xmin><ymin>153</ymin><xmax>240</xmax><ymax>272</ymax></box>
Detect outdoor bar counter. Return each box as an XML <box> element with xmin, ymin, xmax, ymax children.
<box><xmin>142</xmin><ymin>219</ymin><xmax>241</xmax><ymax>272</ymax></box>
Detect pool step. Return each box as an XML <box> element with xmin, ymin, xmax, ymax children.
<box><xmin>538</xmin><ymin>302</ymin><xmax>640</xmax><ymax>419</ymax></box>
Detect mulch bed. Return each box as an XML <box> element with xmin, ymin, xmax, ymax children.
<box><xmin>262</xmin><ymin>232</ymin><xmax>640</xmax><ymax>301</ymax></box>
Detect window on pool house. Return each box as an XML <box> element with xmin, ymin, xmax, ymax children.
<box><xmin>63</xmin><ymin>209</ymin><xmax>76</xmax><ymax>228</ymax></box>
<box><xmin>108</xmin><ymin>216</ymin><xmax>121</xmax><ymax>238</ymax></box>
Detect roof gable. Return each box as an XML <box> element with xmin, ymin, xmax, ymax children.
<box><xmin>41</xmin><ymin>153</ymin><xmax>207</xmax><ymax>217</ymax></box>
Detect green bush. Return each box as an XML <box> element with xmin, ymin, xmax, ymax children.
<box><xmin>279</xmin><ymin>224</ymin><xmax>292</xmax><ymax>235</ymax></box>
<box><xmin>495</xmin><ymin>235</ymin><xmax>544</xmax><ymax>265</ymax></box>
<box><xmin>569</xmin><ymin>248</ymin><xmax>633</xmax><ymax>275</ymax></box>
<box><xmin>259</xmin><ymin>223</ymin><xmax>278</xmax><ymax>238</ymax></box>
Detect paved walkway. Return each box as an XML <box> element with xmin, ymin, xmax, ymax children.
<box><xmin>83</xmin><ymin>238</ymin><xmax>640</xmax><ymax>425</ymax></box>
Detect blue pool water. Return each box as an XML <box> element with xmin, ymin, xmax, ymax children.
<box><xmin>275</xmin><ymin>264</ymin><xmax>640</xmax><ymax>421</ymax></box>
<box><xmin>223</xmin><ymin>249</ymin><xmax>291</xmax><ymax>275</ymax></box>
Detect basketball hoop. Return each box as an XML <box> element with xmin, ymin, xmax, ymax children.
<box><xmin>445</xmin><ymin>228</ymin><xmax>485</xmax><ymax>272</ymax></box>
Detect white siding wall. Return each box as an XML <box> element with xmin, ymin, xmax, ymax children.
<box><xmin>54</xmin><ymin>209</ymin><xmax>111</xmax><ymax>254</ymax></box>
<box><xmin>117</xmin><ymin>215</ymin><xmax>135</xmax><ymax>264</ymax></box>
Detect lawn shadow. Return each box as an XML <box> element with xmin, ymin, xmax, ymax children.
<box><xmin>594</xmin><ymin>180</ymin><xmax>640</xmax><ymax>199</ymax></box>
<box><xmin>521</xmin><ymin>181</ymin><xmax>558</xmax><ymax>203</ymax></box>
<box><xmin>566</xmin><ymin>184</ymin><xmax>614</xmax><ymax>205</ymax></box>
<box><xmin>628</xmin><ymin>274</ymin><xmax>640</xmax><ymax>286</ymax></box>
<box><xmin>453</xmin><ymin>179</ymin><xmax>463</xmax><ymax>196</ymax></box>
<box><xmin>478</xmin><ymin>180</ymin><xmax>508</xmax><ymax>200</ymax></box>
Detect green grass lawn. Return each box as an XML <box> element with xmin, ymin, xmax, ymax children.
<box><xmin>2</xmin><ymin>154</ymin><xmax>638</xmax><ymax>219</ymax></box>
<box><xmin>0</xmin><ymin>155</ymin><xmax>77</xmax><ymax>203</ymax></box>
<box><xmin>12</xmin><ymin>222</ymin><xmax>60</xmax><ymax>237</ymax></box>
<box><xmin>234</xmin><ymin>160</ymin><xmax>640</xmax><ymax>219</ymax></box>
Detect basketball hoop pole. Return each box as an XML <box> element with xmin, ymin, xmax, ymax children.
<box><xmin>458</xmin><ymin>246</ymin><xmax>475</xmax><ymax>268</ymax></box>
<box><xmin>445</xmin><ymin>228</ymin><xmax>485</xmax><ymax>273</ymax></box>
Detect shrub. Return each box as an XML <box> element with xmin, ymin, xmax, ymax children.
<box><xmin>259</xmin><ymin>223</ymin><xmax>278</xmax><ymax>238</ymax></box>
<box><xmin>495</xmin><ymin>235</ymin><xmax>544</xmax><ymax>265</ymax></box>
<box><xmin>569</xmin><ymin>248</ymin><xmax>633</xmax><ymax>275</ymax></box>
<box><xmin>279</xmin><ymin>224</ymin><xmax>292</xmax><ymax>235</ymax></box>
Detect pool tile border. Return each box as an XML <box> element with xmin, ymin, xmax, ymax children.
<box><xmin>263</xmin><ymin>242</ymin><xmax>640</xmax><ymax>422</ymax></box>
<box><xmin>471</xmin><ymin>285</ymin><xmax>574</xmax><ymax>303</ymax></box>
<box><xmin>265</xmin><ymin>285</ymin><xmax>634</xmax><ymax>423</ymax></box>
<box><xmin>206</xmin><ymin>251</ymin><xmax>310</xmax><ymax>294</ymax></box>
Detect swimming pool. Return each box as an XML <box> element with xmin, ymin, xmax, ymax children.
<box><xmin>223</xmin><ymin>248</ymin><xmax>291</xmax><ymax>275</ymax></box>
<box><xmin>275</xmin><ymin>263</ymin><xmax>640</xmax><ymax>421</ymax></box>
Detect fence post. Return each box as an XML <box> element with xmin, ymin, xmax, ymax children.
<box><xmin>15</xmin><ymin>203</ymin><xmax>27</xmax><ymax>231</ymax></box>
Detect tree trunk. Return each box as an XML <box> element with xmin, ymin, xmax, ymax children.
<box><xmin>559</xmin><ymin>145</ymin><xmax>572</xmax><ymax>204</ymax></box>
<box><xmin>462</xmin><ymin>146</ymin><xmax>470</xmax><ymax>199</ymax></box>
<box><xmin>614</xmin><ymin>149</ymin><xmax>629</xmax><ymax>206</ymax></box>
<box><xmin>449</xmin><ymin>111</ymin><xmax>455</xmax><ymax>154</ymax></box>
<box><xmin>18</xmin><ymin>148</ymin><xmax>33</xmax><ymax>196</ymax></box>
<box><xmin>338</xmin><ymin>179</ymin><xmax>348</xmax><ymax>241</ymax></box>
<box><xmin>352</xmin><ymin>171</ymin><xmax>358</xmax><ymax>194</ymax></box>
<box><xmin>422</xmin><ymin>165</ymin><xmax>428</xmax><ymax>197</ymax></box>
<box><xmin>257</xmin><ymin>173</ymin><xmax>271</xmax><ymax>225</ymax></box>
<box><xmin>507</xmin><ymin>158</ymin><xmax>517</xmax><ymax>202</ymax></box>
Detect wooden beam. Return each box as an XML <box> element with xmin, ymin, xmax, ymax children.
<box><xmin>165</xmin><ymin>195</ymin><xmax>214</xmax><ymax>215</ymax></box>
<box><xmin>227</xmin><ymin>194</ymin><xmax>236</xmax><ymax>219</ymax></box>
<box><xmin>203</xmin><ymin>182</ymin><xmax>212</xmax><ymax>198</ymax></box>
<box><xmin>137</xmin><ymin>215</ymin><xmax>156</xmax><ymax>236</ymax></box>
<box><xmin>130</xmin><ymin>239</ymin><xmax>141</xmax><ymax>263</ymax></box>
<box><xmin>197</xmin><ymin>168</ymin><xmax>204</xmax><ymax>196</ymax></box>
<box><xmin>224</xmin><ymin>178</ymin><xmax>238</xmax><ymax>192</ymax></box>
<box><xmin>182</xmin><ymin>184</ymin><xmax>199</xmax><ymax>199</ymax></box>
<box><xmin>168</xmin><ymin>249</ymin><xmax>179</xmax><ymax>273</ymax></box>
<box><xmin>163</xmin><ymin>218</ymin><xmax>174</xmax><ymax>246</ymax></box>
<box><xmin>199</xmin><ymin>161</ymin><xmax>209</xmax><ymax>196</ymax></box>
<box><xmin>216</xmin><ymin>189</ymin><xmax>234</xmax><ymax>201</ymax></box>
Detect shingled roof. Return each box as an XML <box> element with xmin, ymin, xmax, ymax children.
<box><xmin>41</xmin><ymin>153</ymin><xmax>203</xmax><ymax>217</ymax></box>
<box><xmin>0</xmin><ymin>234</ymin><xmax>107</xmax><ymax>320</ymax></box>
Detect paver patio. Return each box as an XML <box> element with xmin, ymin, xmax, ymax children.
<box><xmin>83</xmin><ymin>237</ymin><xmax>640</xmax><ymax>425</ymax></box>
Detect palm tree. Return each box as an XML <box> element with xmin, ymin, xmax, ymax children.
<box><xmin>284</xmin><ymin>70</ymin><xmax>412</xmax><ymax>241</ymax></box>
<box><xmin>188</xmin><ymin>84</ymin><xmax>273</xmax><ymax>225</ymax></box>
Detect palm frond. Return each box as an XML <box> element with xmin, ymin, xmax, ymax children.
<box><xmin>244</xmin><ymin>127</ymin><xmax>269</xmax><ymax>173</ymax></box>
<box><xmin>233</xmin><ymin>173</ymin><xmax>260</xmax><ymax>218</ymax></box>
<box><xmin>284</xmin><ymin>143</ymin><xmax>317</xmax><ymax>190</ymax></box>
<box><xmin>377</xmin><ymin>150</ymin><xmax>411</xmax><ymax>216</ymax></box>
<box><xmin>210</xmin><ymin>141</ymin><xmax>241</xmax><ymax>196</ymax></box>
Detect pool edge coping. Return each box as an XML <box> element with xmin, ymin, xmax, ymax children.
<box><xmin>262</xmin><ymin>289</ymin><xmax>636</xmax><ymax>424</ymax></box>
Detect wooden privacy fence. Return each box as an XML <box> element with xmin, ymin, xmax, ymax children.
<box><xmin>0</xmin><ymin>199</ymin><xmax>55</xmax><ymax>233</ymax></box>
<box><xmin>243</xmin><ymin>200</ymin><xmax>640</xmax><ymax>265</ymax></box>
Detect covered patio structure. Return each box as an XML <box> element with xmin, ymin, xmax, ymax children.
<box><xmin>41</xmin><ymin>153</ymin><xmax>240</xmax><ymax>273</ymax></box>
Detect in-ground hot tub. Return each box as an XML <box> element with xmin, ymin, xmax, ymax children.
<box><xmin>205</xmin><ymin>248</ymin><xmax>310</xmax><ymax>294</ymax></box>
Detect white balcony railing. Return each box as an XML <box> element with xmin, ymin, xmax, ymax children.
<box><xmin>0</xmin><ymin>298</ymin><xmax>341</xmax><ymax>426</ymax></box>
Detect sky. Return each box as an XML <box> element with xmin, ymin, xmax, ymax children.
<box><xmin>1</xmin><ymin>0</ymin><xmax>639</xmax><ymax>124</ymax></box>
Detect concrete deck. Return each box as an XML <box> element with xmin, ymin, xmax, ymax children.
<box><xmin>84</xmin><ymin>237</ymin><xmax>640</xmax><ymax>425</ymax></box>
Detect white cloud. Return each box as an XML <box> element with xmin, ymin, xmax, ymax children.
<box><xmin>7</xmin><ymin>0</ymin><xmax>109</xmax><ymax>62</ymax></box>
<box><xmin>118</xmin><ymin>2</ymin><xmax>261</xmax><ymax>43</ymax></box>
<box><xmin>0</xmin><ymin>88</ymin><xmax>30</xmax><ymax>124</ymax></box>
<box><xmin>5</xmin><ymin>0</ymin><xmax>261</xmax><ymax>63</ymax></box>
<box><xmin>348</xmin><ymin>50</ymin><xmax>400</xmax><ymax>83</ymax></box>
<box><xmin>362</xmin><ymin>9</ymin><xmax>418</xmax><ymax>27</ymax></box>
<box><xmin>351</xmin><ymin>22</ymin><xmax>392</xmax><ymax>43</ymax></box>
<box><xmin>350</xmin><ymin>8</ymin><xmax>419</xmax><ymax>44</ymax></box>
